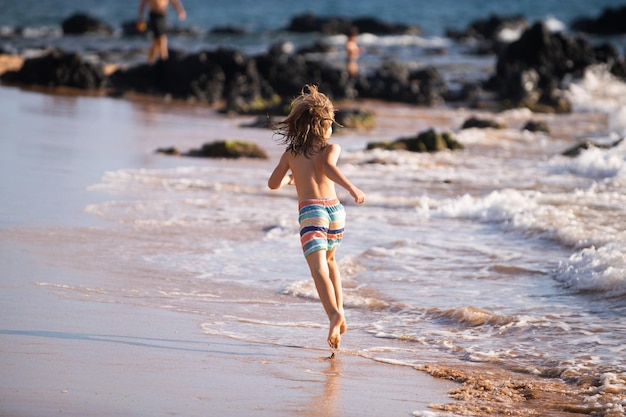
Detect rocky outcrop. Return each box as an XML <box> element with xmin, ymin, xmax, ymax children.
<box><xmin>157</xmin><ymin>140</ymin><xmax>268</xmax><ymax>159</ymax></box>
<box><xmin>447</xmin><ymin>14</ymin><xmax>528</xmax><ymax>41</ymax></box>
<box><xmin>358</xmin><ymin>60</ymin><xmax>447</xmax><ymax>105</ymax></box>
<box><xmin>335</xmin><ymin>108</ymin><xmax>376</xmax><ymax>130</ymax></box>
<box><xmin>367</xmin><ymin>129</ymin><xmax>464</xmax><ymax>153</ymax></box>
<box><xmin>562</xmin><ymin>138</ymin><xmax>623</xmax><ymax>157</ymax></box>
<box><xmin>254</xmin><ymin>49</ymin><xmax>354</xmax><ymax>101</ymax></box>
<box><xmin>284</xmin><ymin>13</ymin><xmax>420</xmax><ymax>35</ymax></box>
<box><xmin>485</xmin><ymin>22</ymin><xmax>623</xmax><ymax>113</ymax></box>
<box><xmin>522</xmin><ymin>120</ymin><xmax>549</xmax><ymax>133</ymax></box>
<box><xmin>461</xmin><ymin>117</ymin><xmax>505</xmax><ymax>129</ymax></box>
<box><xmin>446</xmin><ymin>14</ymin><xmax>528</xmax><ymax>55</ymax></box>
<box><xmin>4</xmin><ymin>13</ymin><xmax>624</xmax><ymax>115</ymax></box>
<box><xmin>109</xmin><ymin>48</ymin><xmax>274</xmax><ymax>108</ymax></box>
<box><xmin>61</xmin><ymin>13</ymin><xmax>113</xmax><ymax>35</ymax></box>
<box><xmin>0</xmin><ymin>49</ymin><xmax>107</xmax><ymax>89</ymax></box>
<box><xmin>572</xmin><ymin>6</ymin><xmax>626</xmax><ymax>35</ymax></box>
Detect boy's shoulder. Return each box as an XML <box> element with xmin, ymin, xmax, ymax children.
<box><xmin>325</xmin><ymin>142</ymin><xmax>341</xmax><ymax>153</ymax></box>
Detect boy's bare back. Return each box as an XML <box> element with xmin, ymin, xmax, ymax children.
<box><xmin>141</xmin><ymin>0</ymin><xmax>185</xmax><ymax>16</ymax></box>
<box><xmin>290</xmin><ymin>144</ymin><xmax>336</xmax><ymax>200</ymax></box>
<box><xmin>275</xmin><ymin>143</ymin><xmax>363</xmax><ymax>204</ymax></box>
<box><xmin>268</xmin><ymin>85</ymin><xmax>364</xmax><ymax>205</ymax></box>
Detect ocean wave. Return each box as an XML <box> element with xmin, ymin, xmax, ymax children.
<box><xmin>427</xmin><ymin>306</ymin><xmax>515</xmax><ymax>327</ymax></box>
<box><xmin>554</xmin><ymin>243</ymin><xmax>626</xmax><ymax>296</ymax></box>
<box><xmin>88</xmin><ymin>167</ymin><xmax>224</xmax><ymax>195</ymax></box>
<box><xmin>417</xmin><ymin>185</ymin><xmax>626</xmax><ymax>249</ymax></box>
<box><xmin>550</xmin><ymin>138</ymin><xmax>626</xmax><ymax>179</ymax></box>
<box><xmin>566</xmin><ymin>65</ymin><xmax>626</xmax><ymax>135</ymax></box>
<box><xmin>0</xmin><ymin>25</ymin><xmax>62</xmax><ymax>39</ymax></box>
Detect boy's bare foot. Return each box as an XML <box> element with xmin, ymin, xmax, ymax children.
<box><xmin>328</xmin><ymin>313</ymin><xmax>346</xmax><ymax>349</ymax></box>
<box><xmin>339</xmin><ymin>309</ymin><xmax>347</xmax><ymax>334</ymax></box>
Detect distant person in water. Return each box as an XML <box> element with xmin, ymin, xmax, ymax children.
<box><xmin>137</xmin><ymin>0</ymin><xmax>186</xmax><ymax>64</ymax></box>
<box><xmin>268</xmin><ymin>85</ymin><xmax>365</xmax><ymax>350</ymax></box>
<box><xmin>345</xmin><ymin>26</ymin><xmax>362</xmax><ymax>77</ymax></box>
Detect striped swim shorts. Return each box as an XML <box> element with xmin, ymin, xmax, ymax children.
<box><xmin>298</xmin><ymin>198</ymin><xmax>346</xmax><ymax>257</ymax></box>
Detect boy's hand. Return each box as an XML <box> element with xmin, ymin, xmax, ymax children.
<box><xmin>352</xmin><ymin>188</ymin><xmax>365</xmax><ymax>204</ymax></box>
<box><xmin>287</xmin><ymin>174</ymin><xmax>295</xmax><ymax>186</ymax></box>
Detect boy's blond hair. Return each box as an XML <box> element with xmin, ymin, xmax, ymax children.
<box><xmin>275</xmin><ymin>85</ymin><xmax>336</xmax><ymax>157</ymax></box>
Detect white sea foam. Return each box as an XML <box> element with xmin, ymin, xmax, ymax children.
<box><xmin>544</xmin><ymin>16</ymin><xmax>566</xmax><ymax>33</ymax></box>
<box><xmin>555</xmin><ymin>243</ymin><xmax>626</xmax><ymax>296</ymax></box>
<box><xmin>326</xmin><ymin>32</ymin><xmax>451</xmax><ymax>50</ymax></box>
<box><xmin>418</xmin><ymin>180</ymin><xmax>626</xmax><ymax>246</ymax></box>
<box><xmin>551</xmin><ymin>140</ymin><xmax>626</xmax><ymax>179</ymax></box>
<box><xmin>413</xmin><ymin>411</ymin><xmax>464</xmax><ymax>417</ymax></box>
<box><xmin>566</xmin><ymin>65</ymin><xmax>626</xmax><ymax>135</ymax></box>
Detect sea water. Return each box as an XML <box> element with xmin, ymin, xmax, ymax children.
<box><xmin>1</xmin><ymin>0</ymin><xmax>626</xmax><ymax>415</ymax></box>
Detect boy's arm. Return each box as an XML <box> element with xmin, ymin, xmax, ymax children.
<box><xmin>138</xmin><ymin>0</ymin><xmax>147</xmax><ymax>20</ymax></box>
<box><xmin>171</xmin><ymin>0</ymin><xmax>187</xmax><ymax>20</ymax></box>
<box><xmin>268</xmin><ymin>152</ymin><xmax>293</xmax><ymax>190</ymax></box>
<box><xmin>324</xmin><ymin>144</ymin><xmax>365</xmax><ymax>204</ymax></box>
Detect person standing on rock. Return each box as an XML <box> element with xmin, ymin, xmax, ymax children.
<box><xmin>137</xmin><ymin>0</ymin><xmax>186</xmax><ymax>64</ymax></box>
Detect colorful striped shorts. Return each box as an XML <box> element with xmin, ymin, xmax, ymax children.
<box><xmin>298</xmin><ymin>198</ymin><xmax>346</xmax><ymax>257</ymax></box>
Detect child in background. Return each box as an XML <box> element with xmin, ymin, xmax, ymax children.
<box><xmin>137</xmin><ymin>0</ymin><xmax>186</xmax><ymax>64</ymax></box>
<box><xmin>345</xmin><ymin>26</ymin><xmax>362</xmax><ymax>77</ymax></box>
<box><xmin>268</xmin><ymin>85</ymin><xmax>365</xmax><ymax>350</ymax></box>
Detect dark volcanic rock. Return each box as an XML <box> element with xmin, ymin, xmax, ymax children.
<box><xmin>522</xmin><ymin>120</ymin><xmax>550</xmax><ymax>133</ymax></box>
<box><xmin>572</xmin><ymin>6</ymin><xmax>626</xmax><ymax>35</ymax></box>
<box><xmin>0</xmin><ymin>49</ymin><xmax>107</xmax><ymax>89</ymax></box>
<box><xmin>461</xmin><ymin>117</ymin><xmax>506</xmax><ymax>129</ymax></box>
<box><xmin>359</xmin><ymin>60</ymin><xmax>447</xmax><ymax>105</ymax></box>
<box><xmin>446</xmin><ymin>14</ymin><xmax>529</xmax><ymax>56</ymax></box>
<box><xmin>562</xmin><ymin>138</ymin><xmax>623</xmax><ymax>157</ymax></box>
<box><xmin>284</xmin><ymin>13</ymin><xmax>420</xmax><ymax>35</ymax></box>
<box><xmin>109</xmin><ymin>48</ymin><xmax>277</xmax><ymax>107</ymax></box>
<box><xmin>157</xmin><ymin>140</ymin><xmax>268</xmax><ymax>159</ymax></box>
<box><xmin>254</xmin><ymin>51</ymin><xmax>353</xmax><ymax>100</ymax></box>
<box><xmin>335</xmin><ymin>108</ymin><xmax>376</xmax><ymax>130</ymax></box>
<box><xmin>62</xmin><ymin>13</ymin><xmax>113</xmax><ymax>35</ymax></box>
<box><xmin>187</xmin><ymin>140</ymin><xmax>268</xmax><ymax>159</ymax></box>
<box><xmin>446</xmin><ymin>14</ymin><xmax>528</xmax><ymax>42</ymax></box>
<box><xmin>485</xmin><ymin>22</ymin><xmax>621</xmax><ymax>112</ymax></box>
<box><xmin>367</xmin><ymin>129</ymin><xmax>464</xmax><ymax>153</ymax></box>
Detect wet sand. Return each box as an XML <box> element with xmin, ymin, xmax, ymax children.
<box><xmin>0</xmin><ymin>241</ymin><xmax>453</xmax><ymax>417</ymax></box>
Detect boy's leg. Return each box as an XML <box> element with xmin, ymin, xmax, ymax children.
<box><xmin>326</xmin><ymin>248</ymin><xmax>346</xmax><ymax>334</ymax></box>
<box><xmin>158</xmin><ymin>35</ymin><xmax>169</xmax><ymax>60</ymax></box>
<box><xmin>305</xmin><ymin>250</ymin><xmax>345</xmax><ymax>349</ymax></box>
<box><xmin>148</xmin><ymin>39</ymin><xmax>159</xmax><ymax>64</ymax></box>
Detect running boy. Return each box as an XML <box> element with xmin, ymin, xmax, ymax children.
<box><xmin>137</xmin><ymin>0</ymin><xmax>186</xmax><ymax>64</ymax></box>
<box><xmin>268</xmin><ymin>85</ymin><xmax>365</xmax><ymax>350</ymax></box>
